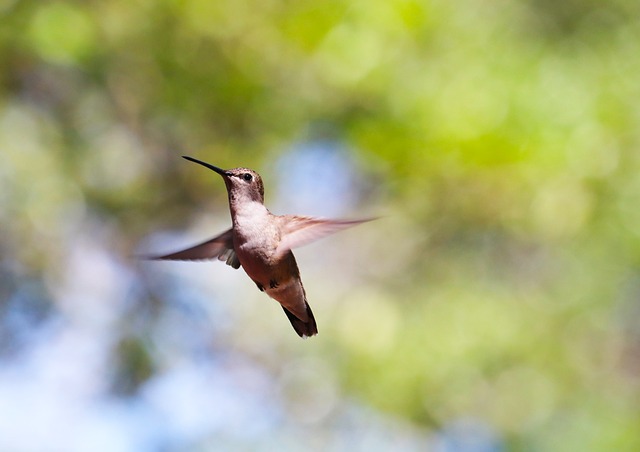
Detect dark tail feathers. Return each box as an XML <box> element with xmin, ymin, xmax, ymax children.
<box><xmin>282</xmin><ymin>303</ymin><xmax>318</xmax><ymax>339</ymax></box>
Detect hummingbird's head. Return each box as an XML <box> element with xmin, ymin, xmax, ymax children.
<box><xmin>222</xmin><ymin>167</ymin><xmax>264</xmax><ymax>203</ymax></box>
<box><xmin>182</xmin><ymin>156</ymin><xmax>265</xmax><ymax>203</ymax></box>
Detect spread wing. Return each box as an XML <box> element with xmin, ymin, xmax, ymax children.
<box><xmin>145</xmin><ymin>228</ymin><xmax>240</xmax><ymax>269</ymax></box>
<box><xmin>276</xmin><ymin>216</ymin><xmax>374</xmax><ymax>256</ymax></box>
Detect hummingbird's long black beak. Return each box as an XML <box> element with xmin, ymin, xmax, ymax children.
<box><xmin>182</xmin><ymin>156</ymin><xmax>229</xmax><ymax>177</ymax></box>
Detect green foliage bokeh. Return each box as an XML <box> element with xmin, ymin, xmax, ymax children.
<box><xmin>1</xmin><ymin>0</ymin><xmax>640</xmax><ymax>450</ymax></box>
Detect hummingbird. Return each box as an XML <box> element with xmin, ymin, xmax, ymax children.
<box><xmin>148</xmin><ymin>156</ymin><xmax>372</xmax><ymax>338</ymax></box>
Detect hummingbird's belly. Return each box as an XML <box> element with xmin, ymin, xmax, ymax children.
<box><xmin>235</xmin><ymin>242</ymin><xmax>306</xmax><ymax>314</ymax></box>
<box><xmin>236</xmin><ymin>247</ymin><xmax>290</xmax><ymax>287</ymax></box>
<box><xmin>234</xmin><ymin>237</ymin><xmax>280</xmax><ymax>282</ymax></box>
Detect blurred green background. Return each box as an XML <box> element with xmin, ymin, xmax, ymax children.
<box><xmin>1</xmin><ymin>0</ymin><xmax>640</xmax><ymax>450</ymax></box>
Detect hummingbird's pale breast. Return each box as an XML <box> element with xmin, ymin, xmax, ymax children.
<box><xmin>231</xmin><ymin>201</ymin><xmax>276</xmax><ymax>253</ymax></box>
<box><xmin>231</xmin><ymin>201</ymin><xmax>280</xmax><ymax>274</ymax></box>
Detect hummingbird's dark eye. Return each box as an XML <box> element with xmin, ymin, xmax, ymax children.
<box><xmin>243</xmin><ymin>173</ymin><xmax>253</xmax><ymax>182</ymax></box>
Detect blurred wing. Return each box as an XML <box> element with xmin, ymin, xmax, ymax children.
<box><xmin>276</xmin><ymin>216</ymin><xmax>374</xmax><ymax>256</ymax></box>
<box><xmin>146</xmin><ymin>228</ymin><xmax>241</xmax><ymax>269</ymax></box>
